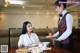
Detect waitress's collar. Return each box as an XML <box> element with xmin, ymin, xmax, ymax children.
<box><xmin>61</xmin><ymin>9</ymin><xmax>68</xmax><ymax>17</ymax></box>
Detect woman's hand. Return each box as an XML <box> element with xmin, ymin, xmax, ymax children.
<box><xmin>28</xmin><ymin>44</ymin><xmax>32</xmax><ymax>47</ymax></box>
<box><xmin>19</xmin><ymin>44</ymin><xmax>24</xmax><ymax>48</ymax></box>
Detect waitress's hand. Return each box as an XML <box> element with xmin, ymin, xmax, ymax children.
<box><xmin>49</xmin><ymin>37</ymin><xmax>56</xmax><ymax>41</ymax></box>
<box><xmin>49</xmin><ymin>37</ymin><xmax>53</xmax><ymax>41</ymax></box>
<box><xmin>53</xmin><ymin>38</ymin><xmax>59</xmax><ymax>41</ymax></box>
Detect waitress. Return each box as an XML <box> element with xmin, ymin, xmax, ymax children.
<box><xmin>52</xmin><ymin>0</ymin><xmax>73</xmax><ymax>51</ymax></box>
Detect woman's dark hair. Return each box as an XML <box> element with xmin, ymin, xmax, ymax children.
<box><xmin>22</xmin><ymin>21</ymin><xmax>31</xmax><ymax>34</ymax></box>
<box><xmin>55</xmin><ymin>0</ymin><xmax>67</xmax><ymax>9</ymax></box>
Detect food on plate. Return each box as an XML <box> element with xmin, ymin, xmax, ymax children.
<box><xmin>16</xmin><ymin>48</ymin><xmax>29</xmax><ymax>52</ymax></box>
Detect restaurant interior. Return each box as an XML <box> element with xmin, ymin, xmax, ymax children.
<box><xmin>0</xmin><ymin>0</ymin><xmax>80</xmax><ymax>53</ymax></box>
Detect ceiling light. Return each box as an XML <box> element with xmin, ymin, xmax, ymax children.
<box><xmin>36</xmin><ymin>12</ymin><xmax>40</xmax><ymax>15</ymax></box>
<box><xmin>26</xmin><ymin>12</ymin><xmax>29</xmax><ymax>14</ymax></box>
<box><xmin>47</xmin><ymin>12</ymin><xmax>49</xmax><ymax>15</ymax></box>
<box><xmin>8</xmin><ymin>1</ymin><xmax>25</xmax><ymax>4</ymax></box>
<box><xmin>22</xmin><ymin>6</ymin><xmax>25</xmax><ymax>9</ymax></box>
<box><xmin>40</xmin><ymin>7</ymin><xmax>42</xmax><ymax>10</ymax></box>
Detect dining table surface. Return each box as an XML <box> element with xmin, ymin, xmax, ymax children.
<box><xmin>8</xmin><ymin>44</ymin><xmax>72</xmax><ymax>53</ymax></box>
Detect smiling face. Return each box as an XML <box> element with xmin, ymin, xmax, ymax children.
<box><xmin>26</xmin><ymin>23</ymin><xmax>33</xmax><ymax>33</ymax></box>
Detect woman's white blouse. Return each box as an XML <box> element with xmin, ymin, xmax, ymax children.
<box><xmin>18</xmin><ymin>33</ymin><xmax>40</xmax><ymax>47</ymax></box>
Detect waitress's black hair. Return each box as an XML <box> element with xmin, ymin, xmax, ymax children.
<box><xmin>22</xmin><ymin>21</ymin><xmax>31</xmax><ymax>34</ymax></box>
<box><xmin>55</xmin><ymin>0</ymin><xmax>67</xmax><ymax>9</ymax></box>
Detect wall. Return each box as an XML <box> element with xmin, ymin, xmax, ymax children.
<box><xmin>0</xmin><ymin>8</ymin><xmax>58</xmax><ymax>29</ymax></box>
<box><xmin>71</xmin><ymin>12</ymin><xmax>79</xmax><ymax>28</ymax></box>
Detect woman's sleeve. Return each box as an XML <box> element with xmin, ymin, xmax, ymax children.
<box><xmin>35</xmin><ymin>34</ymin><xmax>41</xmax><ymax>43</ymax></box>
<box><xmin>18</xmin><ymin>35</ymin><xmax>23</xmax><ymax>47</ymax></box>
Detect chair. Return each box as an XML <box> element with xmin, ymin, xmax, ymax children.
<box><xmin>9</xmin><ymin>29</ymin><xmax>22</xmax><ymax>48</ymax></box>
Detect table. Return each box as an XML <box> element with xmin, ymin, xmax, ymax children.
<box><xmin>8</xmin><ymin>44</ymin><xmax>72</xmax><ymax>53</ymax></box>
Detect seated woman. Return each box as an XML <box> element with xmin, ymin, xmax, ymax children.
<box><xmin>18</xmin><ymin>21</ymin><xmax>40</xmax><ymax>48</ymax></box>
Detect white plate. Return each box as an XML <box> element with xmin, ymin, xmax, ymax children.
<box><xmin>31</xmin><ymin>44</ymin><xmax>38</xmax><ymax>47</ymax></box>
<box><xmin>41</xmin><ymin>47</ymin><xmax>52</xmax><ymax>51</ymax></box>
